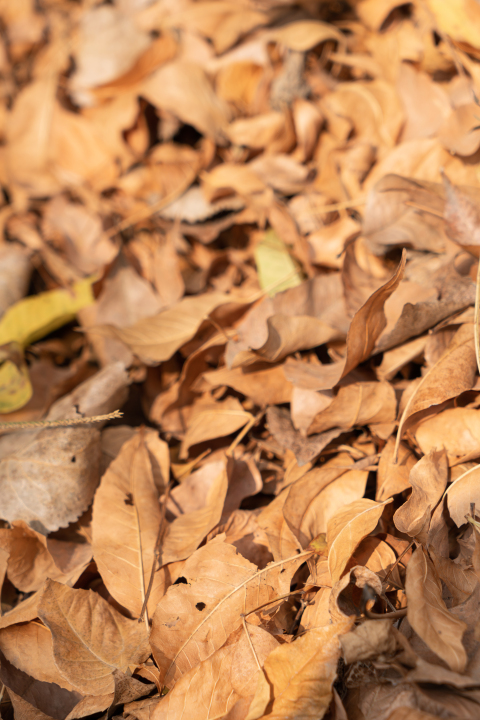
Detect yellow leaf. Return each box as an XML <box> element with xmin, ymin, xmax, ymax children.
<box><xmin>254</xmin><ymin>230</ymin><xmax>302</xmax><ymax>297</ymax></box>
<box><xmin>0</xmin><ymin>277</ymin><xmax>94</xmax><ymax>348</ymax></box>
<box><xmin>0</xmin><ymin>344</ymin><xmax>32</xmax><ymax>413</ymax></box>
<box><xmin>0</xmin><ymin>279</ymin><xmax>94</xmax><ymax>413</ymax></box>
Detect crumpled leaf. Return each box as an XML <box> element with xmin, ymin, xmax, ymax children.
<box><xmin>327</xmin><ymin>498</ymin><xmax>392</xmax><ymax>583</ymax></box>
<box><xmin>395</xmin><ymin>324</ymin><xmax>476</xmax><ymax>455</ymax></box>
<box><xmin>405</xmin><ymin>546</ymin><xmax>467</xmax><ymax>673</ymax></box>
<box><xmin>247</xmin><ymin>618</ymin><xmax>353</xmax><ymax>720</ymax></box>
<box><xmin>393</xmin><ymin>449</ymin><xmax>448</xmax><ymax>539</ymax></box>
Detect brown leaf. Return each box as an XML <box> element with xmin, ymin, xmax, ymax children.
<box><xmin>415</xmin><ymin>406</ymin><xmax>480</xmax><ymax>465</ymax></box>
<box><xmin>283</xmin><ymin>251</ymin><xmax>406</xmax><ymax>391</ymax></box>
<box><xmin>200</xmin><ymin>363</ymin><xmax>293</xmax><ymax>406</ymax></box>
<box><xmin>180</xmin><ymin>395</ymin><xmax>253</xmax><ymax>459</ymax></box>
<box><xmin>429</xmin><ymin>548</ymin><xmax>477</xmax><ymax>606</ymax></box>
<box><xmin>150</xmin><ymin>537</ymin><xmax>310</xmax><ymax>688</ymax></box>
<box><xmin>247</xmin><ymin>618</ymin><xmax>353</xmax><ymax>720</ymax></box>
<box><xmin>0</xmin><ymin>520</ymin><xmax>91</xmax><ymax>593</ymax></box>
<box><xmin>393</xmin><ymin>449</ymin><xmax>448</xmax><ymax>538</ymax></box>
<box><xmin>96</xmin><ymin>292</ymin><xmax>231</xmax><ymax>364</ymax></box>
<box><xmin>327</xmin><ymin>499</ymin><xmax>393</xmax><ymax>583</ymax></box>
<box><xmin>142</xmin><ymin>61</ymin><xmax>230</xmax><ymax>143</ymax></box>
<box><xmin>283</xmin><ymin>455</ymin><xmax>368</xmax><ymax>547</ymax></box>
<box><xmin>443</xmin><ymin>172</ymin><xmax>480</xmax><ymax>254</ymax></box>
<box><xmin>308</xmin><ymin>381</ymin><xmax>396</xmax><ymax>435</ymax></box>
<box><xmin>340</xmin><ymin>619</ymin><xmax>396</xmax><ymax>665</ymax></box>
<box><xmin>160</xmin><ymin>461</ymin><xmax>228</xmax><ymax>564</ymax></box>
<box><xmin>0</xmin><ymin>362</ymin><xmax>128</xmax><ymax>532</ymax></box>
<box><xmin>0</xmin><ymin>621</ymin><xmax>76</xmax><ymax>691</ymax></box>
<box><xmin>405</xmin><ymin>547</ymin><xmax>467</xmax><ymax>673</ymax></box>
<box><xmin>395</xmin><ymin>324</ymin><xmax>476</xmax><ymax>455</ymax></box>
<box><xmin>266</xmin><ymin>406</ymin><xmax>343</xmax><ymax>467</ymax></box>
<box><xmin>153</xmin><ymin>625</ymin><xmax>278</xmax><ymax>720</ymax></box>
<box><xmin>445</xmin><ymin>464</ymin><xmax>480</xmax><ymax>528</ymax></box>
<box><xmin>376</xmin><ymin>437</ymin><xmax>415</xmax><ymax>502</ymax></box>
<box><xmin>38</xmin><ymin>579</ymin><xmax>150</xmax><ymax>695</ymax></box>
<box><xmin>92</xmin><ymin>429</ymin><xmax>166</xmax><ymax>618</ymax></box>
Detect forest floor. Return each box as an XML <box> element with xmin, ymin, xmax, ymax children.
<box><xmin>1</xmin><ymin>1</ymin><xmax>480</xmax><ymax>719</ymax></box>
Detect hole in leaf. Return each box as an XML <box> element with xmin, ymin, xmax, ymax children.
<box><xmin>124</xmin><ymin>493</ymin><xmax>134</xmax><ymax>506</ymax></box>
<box><xmin>71</xmin><ymin>456</ymin><xmax>76</xmax><ymax>463</ymax></box>
<box><xmin>174</xmin><ymin>576</ymin><xmax>188</xmax><ymax>585</ymax></box>
<box><xmin>196</xmin><ymin>602</ymin><xmax>206</xmax><ymax>611</ymax></box>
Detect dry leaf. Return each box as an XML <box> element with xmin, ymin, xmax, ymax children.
<box><xmin>395</xmin><ymin>324</ymin><xmax>476</xmax><ymax>454</ymax></box>
<box><xmin>248</xmin><ymin>618</ymin><xmax>353</xmax><ymax>720</ymax></box>
<box><xmin>327</xmin><ymin>498</ymin><xmax>392</xmax><ymax>583</ymax></box>
<box><xmin>393</xmin><ymin>449</ymin><xmax>448</xmax><ymax>538</ymax></box>
<box><xmin>150</xmin><ymin>537</ymin><xmax>310</xmax><ymax>688</ymax></box>
<box><xmin>0</xmin><ymin>362</ymin><xmax>128</xmax><ymax>532</ymax></box>
<box><xmin>92</xmin><ymin>429</ymin><xmax>165</xmax><ymax>618</ymax></box>
<box><xmin>38</xmin><ymin>579</ymin><xmax>150</xmax><ymax>696</ymax></box>
<box><xmin>405</xmin><ymin>546</ymin><xmax>467</xmax><ymax>673</ymax></box>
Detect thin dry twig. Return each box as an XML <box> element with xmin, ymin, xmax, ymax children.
<box><xmin>0</xmin><ymin>409</ymin><xmax>123</xmax><ymax>432</ymax></box>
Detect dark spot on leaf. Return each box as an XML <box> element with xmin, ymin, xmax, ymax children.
<box><xmin>71</xmin><ymin>456</ymin><xmax>76</xmax><ymax>463</ymax></box>
<box><xmin>174</xmin><ymin>576</ymin><xmax>188</xmax><ymax>585</ymax></box>
<box><xmin>196</xmin><ymin>602</ymin><xmax>206</xmax><ymax>611</ymax></box>
<box><xmin>124</xmin><ymin>493</ymin><xmax>134</xmax><ymax>506</ymax></box>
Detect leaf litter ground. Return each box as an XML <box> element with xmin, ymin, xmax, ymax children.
<box><xmin>3</xmin><ymin>0</ymin><xmax>480</xmax><ymax>718</ymax></box>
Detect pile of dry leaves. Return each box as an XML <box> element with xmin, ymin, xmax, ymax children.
<box><xmin>3</xmin><ymin>0</ymin><xmax>480</xmax><ymax>718</ymax></box>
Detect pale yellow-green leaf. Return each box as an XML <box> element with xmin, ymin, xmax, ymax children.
<box><xmin>0</xmin><ymin>343</ymin><xmax>32</xmax><ymax>413</ymax></box>
<box><xmin>254</xmin><ymin>230</ymin><xmax>302</xmax><ymax>297</ymax></box>
<box><xmin>0</xmin><ymin>277</ymin><xmax>94</xmax><ymax>348</ymax></box>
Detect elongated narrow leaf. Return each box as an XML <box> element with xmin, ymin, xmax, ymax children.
<box><xmin>92</xmin><ymin>429</ymin><xmax>164</xmax><ymax>618</ymax></box>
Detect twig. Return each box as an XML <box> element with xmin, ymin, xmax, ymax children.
<box><xmin>226</xmin><ymin>410</ymin><xmax>264</xmax><ymax>457</ymax></box>
<box><xmin>365</xmin><ymin>607</ymin><xmax>408</xmax><ymax>621</ymax></box>
<box><xmin>383</xmin><ymin>539</ymin><xmax>414</xmax><ymax>583</ymax></box>
<box><xmin>138</xmin><ymin>479</ymin><xmax>173</xmax><ymax>624</ymax></box>
<box><xmin>0</xmin><ymin>409</ymin><xmax>123</xmax><ymax>431</ymax></box>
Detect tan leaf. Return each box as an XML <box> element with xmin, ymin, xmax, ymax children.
<box><xmin>416</xmin><ymin>407</ymin><xmax>480</xmax><ymax>463</ymax></box>
<box><xmin>142</xmin><ymin>61</ymin><xmax>230</xmax><ymax>142</ymax></box>
<box><xmin>395</xmin><ymin>324</ymin><xmax>476</xmax><ymax>456</ymax></box>
<box><xmin>38</xmin><ymin>579</ymin><xmax>150</xmax><ymax>695</ymax></box>
<box><xmin>153</xmin><ymin>625</ymin><xmax>279</xmax><ymax>720</ymax></box>
<box><xmin>250</xmin><ymin>619</ymin><xmax>353</xmax><ymax>720</ymax></box>
<box><xmin>150</xmin><ymin>537</ymin><xmax>311</xmax><ymax>688</ymax></box>
<box><xmin>0</xmin><ymin>362</ymin><xmax>128</xmax><ymax>532</ymax></box>
<box><xmin>340</xmin><ymin>619</ymin><xmax>396</xmax><ymax>665</ymax></box>
<box><xmin>405</xmin><ymin>547</ymin><xmax>467</xmax><ymax>673</ymax></box>
<box><xmin>308</xmin><ymin>381</ymin><xmax>396</xmax><ymax>435</ymax></box>
<box><xmin>160</xmin><ymin>462</ymin><xmax>228</xmax><ymax>565</ymax></box>
<box><xmin>393</xmin><ymin>449</ymin><xmax>448</xmax><ymax>538</ymax></box>
<box><xmin>327</xmin><ymin>498</ymin><xmax>393</xmax><ymax>583</ymax></box>
<box><xmin>283</xmin><ymin>251</ymin><xmax>406</xmax><ymax>390</ymax></box>
<box><xmin>0</xmin><ymin>621</ymin><xmax>76</xmax><ymax>691</ymax></box>
<box><xmin>429</xmin><ymin>548</ymin><xmax>477</xmax><ymax>606</ymax></box>
<box><xmin>376</xmin><ymin>437</ymin><xmax>415</xmax><ymax>502</ymax></box>
<box><xmin>95</xmin><ymin>292</ymin><xmax>231</xmax><ymax>364</ymax></box>
<box><xmin>283</xmin><ymin>455</ymin><xmax>368</xmax><ymax>546</ymax></box>
<box><xmin>268</xmin><ymin>20</ymin><xmax>345</xmax><ymax>52</ymax></box>
<box><xmin>200</xmin><ymin>363</ymin><xmax>293</xmax><ymax>406</ymax></box>
<box><xmin>0</xmin><ymin>520</ymin><xmax>92</xmax><ymax>593</ymax></box>
<box><xmin>445</xmin><ymin>463</ymin><xmax>480</xmax><ymax>528</ymax></box>
<box><xmin>92</xmin><ymin>429</ymin><xmax>166</xmax><ymax>618</ymax></box>
<box><xmin>180</xmin><ymin>395</ymin><xmax>253</xmax><ymax>459</ymax></box>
